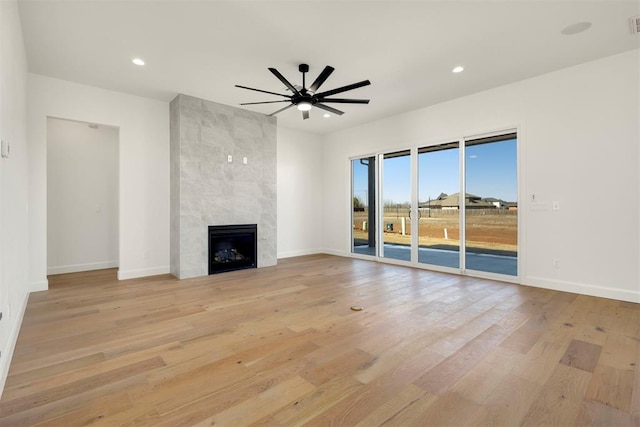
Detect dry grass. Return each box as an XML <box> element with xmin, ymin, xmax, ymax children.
<box><xmin>353</xmin><ymin>211</ymin><xmax>517</xmax><ymax>252</ymax></box>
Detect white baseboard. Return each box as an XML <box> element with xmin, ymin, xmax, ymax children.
<box><xmin>29</xmin><ymin>279</ymin><xmax>48</xmax><ymax>292</ymax></box>
<box><xmin>47</xmin><ymin>260</ymin><xmax>119</xmax><ymax>275</ymax></box>
<box><xmin>321</xmin><ymin>249</ymin><xmax>348</xmax><ymax>257</ymax></box>
<box><xmin>117</xmin><ymin>265</ymin><xmax>170</xmax><ymax>280</ymax></box>
<box><xmin>277</xmin><ymin>249</ymin><xmax>322</xmax><ymax>259</ymax></box>
<box><xmin>525</xmin><ymin>276</ymin><xmax>640</xmax><ymax>303</ymax></box>
<box><xmin>0</xmin><ymin>291</ymin><xmax>29</xmax><ymax>399</ymax></box>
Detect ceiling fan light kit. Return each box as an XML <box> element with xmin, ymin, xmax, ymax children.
<box><xmin>236</xmin><ymin>64</ymin><xmax>371</xmax><ymax>120</ymax></box>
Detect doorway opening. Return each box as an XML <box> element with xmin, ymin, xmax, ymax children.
<box><xmin>46</xmin><ymin>117</ymin><xmax>119</xmax><ymax>276</ymax></box>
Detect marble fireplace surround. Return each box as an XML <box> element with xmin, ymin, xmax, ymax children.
<box><xmin>170</xmin><ymin>94</ymin><xmax>277</xmax><ymax>279</ymax></box>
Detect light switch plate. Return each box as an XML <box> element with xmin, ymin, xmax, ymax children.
<box><xmin>1</xmin><ymin>139</ymin><xmax>9</xmax><ymax>158</ymax></box>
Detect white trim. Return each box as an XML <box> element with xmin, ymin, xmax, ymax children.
<box><xmin>117</xmin><ymin>265</ymin><xmax>170</xmax><ymax>280</ymax></box>
<box><xmin>0</xmin><ymin>291</ymin><xmax>29</xmax><ymax>399</ymax></box>
<box><xmin>463</xmin><ymin>268</ymin><xmax>520</xmax><ymax>285</ymax></box>
<box><xmin>350</xmin><ymin>252</ymin><xmax>377</xmax><ymax>261</ymax></box>
<box><xmin>277</xmin><ymin>249</ymin><xmax>323</xmax><ymax>259</ymax></box>
<box><xmin>410</xmin><ymin>146</ymin><xmax>419</xmax><ymax>264</ymax></box>
<box><xmin>525</xmin><ymin>276</ymin><xmax>640</xmax><ymax>303</ymax></box>
<box><xmin>322</xmin><ymin>249</ymin><xmax>348</xmax><ymax>257</ymax></box>
<box><xmin>377</xmin><ymin>153</ymin><xmax>384</xmax><ymax>258</ymax></box>
<box><xmin>516</xmin><ymin>123</ymin><xmax>526</xmax><ymax>281</ymax></box>
<box><xmin>30</xmin><ymin>279</ymin><xmax>48</xmax><ymax>292</ymax></box>
<box><xmin>459</xmin><ymin>137</ymin><xmax>466</xmax><ymax>272</ymax></box>
<box><xmin>47</xmin><ymin>260</ymin><xmax>118</xmax><ymax>275</ymax></box>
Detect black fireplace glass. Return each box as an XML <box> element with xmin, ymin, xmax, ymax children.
<box><xmin>208</xmin><ymin>224</ymin><xmax>257</xmax><ymax>274</ymax></box>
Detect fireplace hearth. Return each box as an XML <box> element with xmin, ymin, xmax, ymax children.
<box><xmin>208</xmin><ymin>224</ymin><xmax>257</xmax><ymax>274</ymax></box>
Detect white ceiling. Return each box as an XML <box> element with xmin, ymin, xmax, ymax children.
<box><xmin>17</xmin><ymin>1</ymin><xmax>640</xmax><ymax>135</ymax></box>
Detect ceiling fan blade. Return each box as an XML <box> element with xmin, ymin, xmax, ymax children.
<box><xmin>235</xmin><ymin>85</ymin><xmax>291</xmax><ymax>98</ymax></box>
<box><xmin>314</xmin><ymin>103</ymin><xmax>344</xmax><ymax>116</ymax></box>
<box><xmin>308</xmin><ymin>66</ymin><xmax>335</xmax><ymax>93</ymax></box>
<box><xmin>303</xmin><ymin>110</ymin><xmax>310</xmax><ymax>120</ymax></box>
<box><xmin>268</xmin><ymin>103</ymin><xmax>294</xmax><ymax>116</ymax></box>
<box><xmin>268</xmin><ymin>68</ymin><xmax>301</xmax><ymax>96</ymax></box>
<box><xmin>316</xmin><ymin>98</ymin><xmax>370</xmax><ymax>104</ymax></box>
<box><xmin>315</xmin><ymin>80</ymin><xmax>371</xmax><ymax>98</ymax></box>
<box><xmin>240</xmin><ymin>100</ymin><xmax>291</xmax><ymax>105</ymax></box>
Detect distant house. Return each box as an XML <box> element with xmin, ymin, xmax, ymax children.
<box><xmin>483</xmin><ymin>197</ymin><xmax>506</xmax><ymax>209</ymax></box>
<box><xmin>419</xmin><ymin>193</ymin><xmax>496</xmax><ymax>210</ymax></box>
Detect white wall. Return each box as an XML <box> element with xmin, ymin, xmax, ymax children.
<box><xmin>28</xmin><ymin>74</ymin><xmax>170</xmax><ymax>287</ymax></box>
<box><xmin>322</xmin><ymin>49</ymin><xmax>640</xmax><ymax>303</ymax></box>
<box><xmin>0</xmin><ymin>0</ymin><xmax>29</xmax><ymax>397</ymax></box>
<box><xmin>47</xmin><ymin>118</ymin><xmax>119</xmax><ymax>275</ymax></box>
<box><xmin>277</xmin><ymin>127</ymin><xmax>323</xmax><ymax>258</ymax></box>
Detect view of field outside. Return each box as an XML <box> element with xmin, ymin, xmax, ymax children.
<box><xmin>352</xmin><ymin>137</ymin><xmax>517</xmax><ymax>274</ymax></box>
<box><xmin>353</xmin><ymin>209</ymin><xmax>517</xmax><ymax>255</ymax></box>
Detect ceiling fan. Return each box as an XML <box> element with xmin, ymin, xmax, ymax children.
<box><xmin>235</xmin><ymin>64</ymin><xmax>371</xmax><ymax>120</ymax></box>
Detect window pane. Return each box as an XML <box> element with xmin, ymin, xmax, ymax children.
<box><xmin>352</xmin><ymin>157</ymin><xmax>376</xmax><ymax>256</ymax></box>
<box><xmin>464</xmin><ymin>137</ymin><xmax>517</xmax><ymax>275</ymax></box>
<box><xmin>381</xmin><ymin>151</ymin><xmax>411</xmax><ymax>261</ymax></box>
<box><xmin>418</xmin><ymin>142</ymin><xmax>460</xmax><ymax>268</ymax></box>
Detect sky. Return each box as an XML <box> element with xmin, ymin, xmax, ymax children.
<box><xmin>353</xmin><ymin>138</ymin><xmax>517</xmax><ymax>206</ymax></box>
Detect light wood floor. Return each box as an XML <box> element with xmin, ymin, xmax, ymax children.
<box><xmin>1</xmin><ymin>255</ymin><xmax>638</xmax><ymax>426</ymax></box>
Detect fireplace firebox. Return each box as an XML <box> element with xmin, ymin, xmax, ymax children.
<box><xmin>208</xmin><ymin>224</ymin><xmax>257</xmax><ymax>274</ymax></box>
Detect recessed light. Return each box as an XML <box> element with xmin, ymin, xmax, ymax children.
<box><xmin>561</xmin><ymin>22</ymin><xmax>592</xmax><ymax>35</ymax></box>
<box><xmin>323</xmin><ymin>113</ymin><xmax>331</xmax><ymax>118</ymax></box>
<box><xmin>132</xmin><ymin>58</ymin><xmax>145</xmax><ymax>66</ymax></box>
<box><xmin>452</xmin><ymin>66</ymin><xmax>464</xmax><ymax>73</ymax></box>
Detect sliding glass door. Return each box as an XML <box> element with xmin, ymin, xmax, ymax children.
<box><xmin>464</xmin><ymin>134</ymin><xmax>518</xmax><ymax>276</ymax></box>
<box><xmin>351</xmin><ymin>131</ymin><xmax>518</xmax><ymax>278</ymax></box>
<box><xmin>417</xmin><ymin>142</ymin><xmax>460</xmax><ymax>269</ymax></box>
<box><xmin>381</xmin><ymin>150</ymin><xmax>411</xmax><ymax>261</ymax></box>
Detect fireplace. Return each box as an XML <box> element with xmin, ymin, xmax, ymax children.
<box><xmin>208</xmin><ymin>224</ymin><xmax>257</xmax><ymax>274</ymax></box>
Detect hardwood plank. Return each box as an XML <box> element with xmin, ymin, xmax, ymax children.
<box><xmin>559</xmin><ymin>339</ymin><xmax>603</xmax><ymax>373</ymax></box>
<box><xmin>0</xmin><ymin>357</ymin><xmax>165</xmax><ymax>417</ymax></box>
<box><xmin>573</xmin><ymin>400</ymin><xmax>634</xmax><ymax>426</ymax></box>
<box><xmin>520</xmin><ymin>364</ymin><xmax>593</xmax><ymax>426</ymax></box>
<box><xmin>350</xmin><ymin>384</ymin><xmax>429</xmax><ymax>426</ymax></box>
<box><xmin>586</xmin><ymin>364</ymin><xmax>634</xmax><ymax>412</ymax></box>
<box><xmin>269</xmin><ymin>375</ymin><xmax>363</xmax><ymax>426</ymax></box>
<box><xmin>482</xmin><ymin>373</ymin><xmax>543</xmax><ymax>426</ymax></box>
<box><xmin>414</xmin><ymin>323</ymin><xmax>515</xmax><ymax>395</ymax></box>
<box><xmin>450</xmin><ymin>346</ymin><xmax>524</xmax><ymax>404</ymax></box>
<box><xmin>192</xmin><ymin>375</ymin><xmax>315</xmax><ymax>426</ymax></box>
<box><xmin>393</xmin><ymin>391</ymin><xmax>488</xmax><ymax>426</ymax></box>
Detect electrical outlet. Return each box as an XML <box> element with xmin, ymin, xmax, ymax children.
<box><xmin>227</xmin><ymin>155</ymin><xmax>233</xmax><ymax>163</ymax></box>
<box><xmin>553</xmin><ymin>259</ymin><xmax>560</xmax><ymax>268</ymax></box>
